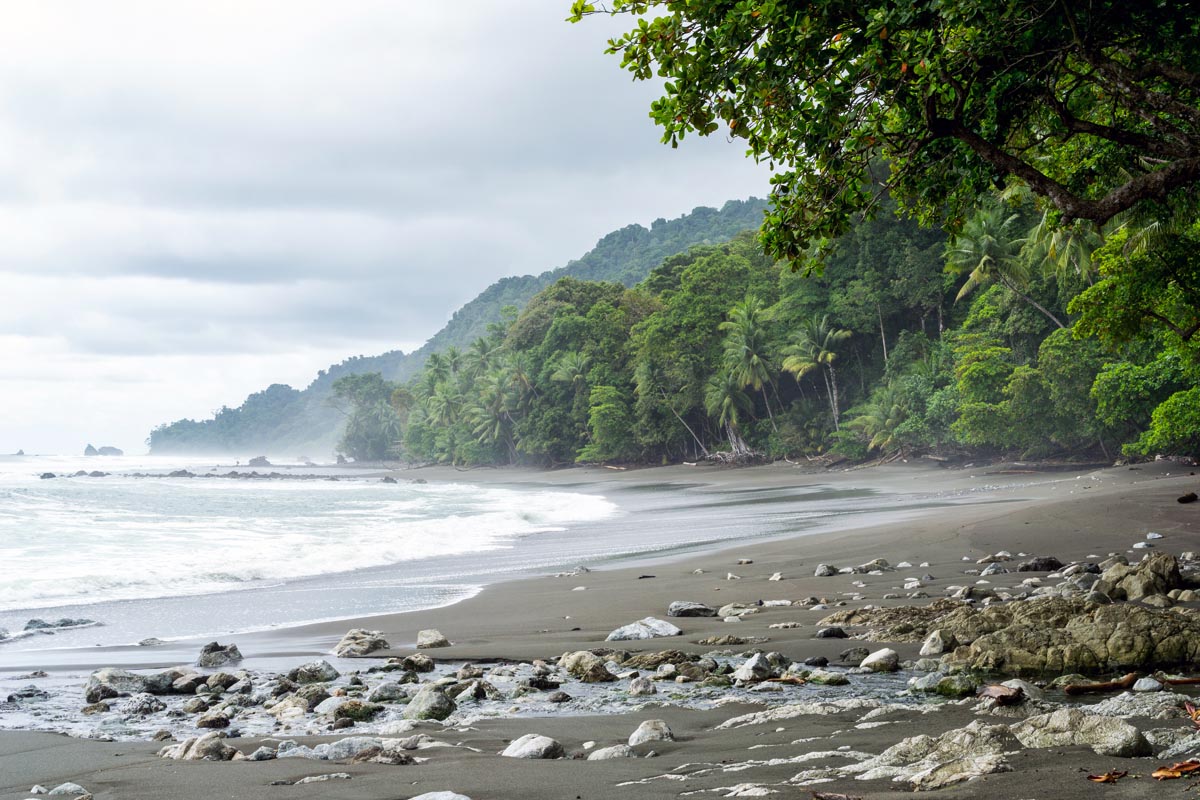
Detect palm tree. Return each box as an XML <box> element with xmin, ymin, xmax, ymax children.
<box><xmin>846</xmin><ymin>383</ymin><xmax>906</xmax><ymax>454</ymax></box>
<box><xmin>426</xmin><ymin>383</ymin><xmax>462</xmax><ymax>428</ymax></box>
<box><xmin>704</xmin><ymin>368</ymin><xmax>753</xmax><ymax>455</ymax></box>
<box><xmin>550</xmin><ymin>351</ymin><xmax>590</xmax><ymax>390</ymax></box>
<box><xmin>463</xmin><ymin>367</ymin><xmax>519</xmax><ymax>462</ymax></box>
<box><xmin>782</xmin><ymin>314</ymin><xmax>852</xmax><ymax>430</ymax></box>
<box><xmin>464</xmin><ymin>337</ymin><xmax>499</xmax><ymax>378</ymax></box>
<box><xmin>718</xmin><ymin>296</ymin><xmax>778</xmax><ymax>431</ymax></box>
<box><xmin>946</xmin><ymin>203</ymin><xmax>1065</xmax><ymax>328</ymax></box>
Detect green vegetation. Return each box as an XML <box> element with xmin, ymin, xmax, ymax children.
<box><xmin>148</xmin><ymin>200</ymin><xmax>767</xmax><ymax>455</ymax></box>
<box><xmin>358</xmin><ymin>184</ymin><xmax>1197</xmax><ymax>465</ymax></box>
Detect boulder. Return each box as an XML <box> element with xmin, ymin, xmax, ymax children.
<box><xmin>1094</xmin><ymin>553</ymin><xmax>1183</xmax><ymax>600</ymax></box>
<box><xmin>806</xmin><ymin>669</ymin><xmax>850</xmax><ymax>686</ymax></box>
<box><xmin>605</xmin><ymin>617</ymin><xmax>682</xmax><ymax>642</ymax></box>
<box><xmin>158</xmin><ymin>732</ymin><xmax>243</xmax><ymax>761</ymax></box>
<box><xmin>859</xmin><ymin>648</ymin><xmax>900</xmax><ymax>673</ymax></box>
<box><xmin>501</xmin><ymin>734</ymin><xmax>564</xmax><ymax>759</ymax></box>
<box><xmin>814</xmin><ymin>564</ymin><xmax>838</xmax><ymax>577</ymax></box>
<box><xmin>196</xmin><ymin>710</ymin><xmax>230</xmax><ymax>729</ymax></box>
<box><xmin>851</xmin><ymin>720</ymin><xmax>1019</xmax><ymax>790</ymax></box>
<box><xmin>403</xmin><ymin>685</ymin><xmax>456</xmax><ymax>721</ymax></box>
<box><xmin>628</xmin><ymin>719</ymin><xmax>674</xmax><ymax>746</ymax></box>
<box><xmin>1017</xmin><ymin>556</ymin><xmax>1064</xmax><ymax>572</ymax></box>
<box><xmin>367</xmin><ymin>682</ymin><xmax>407</xmax><ymax>702</ymax></box>
<box><xmin>559</xmin><ymin>651</ymin><xmax>616</xmax><ymax>683</ymax></box>
<box><xmin>289</xmin><ymin>660</ymin><xmax>340</xmax><ymax>684</ymax></box>
<box><xmin>667</xmin><ymin>601</ymin><xmax>717</xmax><ymax>618</ymax></box>
<box><xmin>335</xmin><ymin>629</ymin><xmax>390</xmax><ymax>657</ymax></box>
<box><xmin>118</xmin><ymin>692</ymin><xmax>166</xmax><ymax>715</ymax></box>
<box><xmin>417</xmin><ymin>629</ymin><xmax>452</xmax><ymax>648</ymax></box>
<box><xmin>1011</xmin><ymin>708</ymin><xmax>1151</xmax><ymax>757</ymax></box>
<box><xmin>628</xmin><ymin>677</ymin><xmax>657</xmax><ymax>696</ymax></box>
<box><xmin>197</xmin><ymin>642</ymin><xmax>243</xmax><ymax>668</ymax></box>
<box><xmin>733</xmin><ymin>653</ymin><xmax>773</xmax><ymax>683</ymax></box>
<box><xmin>588</xmin><ymin>744</ymin><xmax>637</xmax><ymax>760</ymax></box>
<box><xmin>920</xmin><ymin>629</ymin><xmax>956</xmax><ymax>656</ymax></box>
<box><xmin>84</xmin><ymin>668</ymin><xmax>148</xmax><ymax>703</ymax></box>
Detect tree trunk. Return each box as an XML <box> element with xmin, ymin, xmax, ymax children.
<box><xmin>761</xmin><ymin>387</ymin><xmax>778</xmax><ymax>433</ymax></box>
<box><xmin>999</xmin><ymin>275</ymin><xmax>1066</xmax><ymax>329</ymax></box>
<box><xmin>828</xmin><ymin>365</ymin><xmax>842</xmax><ymax>431</ymax></box>
<box><xmin>877</xmin><ymin>304</ymin><xmax>889</xmax><ymax>365</ymax></box>
<box><xmin>660</xmin><ymin>388</ymin><xmax>709</xmax><ymax>457</ymax></box>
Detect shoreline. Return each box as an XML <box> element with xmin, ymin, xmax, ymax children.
<box><xmin>2</xmin><ymin>459</ymin><xmax>1199</xmax><ymax>800</ymax></box>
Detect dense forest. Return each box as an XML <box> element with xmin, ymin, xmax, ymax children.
<box><xmin>147</xmin><ymin>199</ymin><xmax>767</xmax><ymax>454</ymax></box>
<box><xmin>331</xmin><ymin>187</ymin><xmax>1200</xmax><ymax>466</ymax></box>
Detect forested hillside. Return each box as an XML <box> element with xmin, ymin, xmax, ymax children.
<box><xmin>148</xmin><ymin>199</ymin><xmax>767</xmax><ymax>454</ymax></box>
<box><xmin>332</xmin><ymin>186</ymin><xmax>1199</xmax><ymax>467</ymax></box>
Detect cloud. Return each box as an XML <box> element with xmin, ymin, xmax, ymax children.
<box><xmin>0</xmin><ymin>1</ymin><xmax>769</xmax><ymax>453</ymax></box>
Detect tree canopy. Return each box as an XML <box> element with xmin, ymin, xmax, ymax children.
<box><xmin>570</xmin><ymin>1</ymin><xmax>1200</xmax><ymax>265</ymax></box>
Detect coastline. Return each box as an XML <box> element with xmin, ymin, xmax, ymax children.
<box><xmin>2</xmin><ymin>459</ymin><xmax>1198</xmax><ymax>800</ymax></box>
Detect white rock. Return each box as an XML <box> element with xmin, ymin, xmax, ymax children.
<box><xmin>605</xmin><ymin>617</ymin><xmax>682</xmax><ymax>641</ymax></box>
<box><xmin>628</xmin><ymin>719</ymin><xmax>674</xmax><ymax>746</ymax></box>
<box><xmin>1147</xmin><ymin>532</ymin><xmax>1164</xmax><ymax>540</ymax></box>
<box><xmin>417</xmin><ymin>629</ymin><xmax>451</xmax><ymax>648</ymax></box>
<box><xmin>501</xmin><ymin>734</ymin><xmax>564</xmax><ymax>759</ymax></box>
<box><xmin>588</xmin><ymin>744</ymin><xmax>637</xmax><ymax>760</ymax></box>
<box><xmin>48</xmin><ymin>784</ymin><xmax>88</xmax><ymax>796</ymax></box>
<box><xmin>769</xmin><ymin>572</ymin><xmax>783</xmax><ymax>581</ymax></box>
<box><xmin>859</xmin><ymin>648</ymin><xmax>900</xmax><ymax>673</ymax></box>
<box><xmin>409</xmin><ymin>793</ymin><xmax>473</xmax><ymax>800</ymax></box>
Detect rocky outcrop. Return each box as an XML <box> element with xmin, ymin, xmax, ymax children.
<box><xmin>845</xmin><ymin>720</ymin><xmax>1019</xmax><ymax>790</ymax></box>
<box><xmin>943</xmin><ymin>598</ymin><xmax>1200</xmax><ymax>675</ymax></box>
<box><xmin>1093</xmin><ymin>553</ymin><xmax>1184</xmax><ymax>600</ymax></box>
<box><xmin>335</xmin><ymin>629</ymin><xmax>390</xmax><ymax>657</ymax></box>
<box><xmin>818</xmin><ymin>599</ymin><xmax>965</xmax><ymax>642</ymax></box>
<box><xmin>1011</xmin><ymin>708</ymin><xmax>1151</xmax><ymax>757</ymax></box>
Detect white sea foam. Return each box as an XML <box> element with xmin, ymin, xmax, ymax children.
<box><xmin>0</xmin><ymin>457</ymin><xmax>617</xmax><ymax>611</ymax></box>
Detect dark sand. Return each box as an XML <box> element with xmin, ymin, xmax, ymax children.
<box><xmin>2</xmin><ymin>459</ymin><xmax>1198</xmax><ymax>799</ymax></box>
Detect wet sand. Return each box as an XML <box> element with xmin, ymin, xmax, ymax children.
<box><xmin>1</xmin><ymin>459</ymin><xmax>1198</xmax><ymax>799</ymax></box>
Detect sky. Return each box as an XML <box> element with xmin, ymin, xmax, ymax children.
<box><xmin>0</xmin><ymin>2</ymin><xmax>769</xmax><ymax>455</ymax></box>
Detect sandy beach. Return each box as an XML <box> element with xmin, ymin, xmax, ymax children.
<box><xmin>2</xmin><ymin>459</ymin><xmax>1199</xmax><ymax>799</ymax></box>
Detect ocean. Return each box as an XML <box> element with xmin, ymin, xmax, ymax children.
<box><xmin>0</xmin><ymin>454</ymin><xmax>933</xmax><ymax>667</ymax></box>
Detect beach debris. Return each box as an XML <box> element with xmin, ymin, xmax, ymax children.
<box><xmin>726</xmin><ymin>572</ymin><xmax>741</xmax><ymax>580</ymax></box>
<box><xmin>335</xmin><ymin>628</ymin><xmax>390</xmax><ymax>657</ymax></box>
<box><xmin>588</xmin><ymin>744</ymin><xmax>637</xmax><ymax>759</ymax></box>
<box><xmin>628</xmin><ymin>719</ymin><xmax>674</xmax><ymax>746</ymax></box>
<box><xmin>1086</xmin><ymin>769</ymin><xmax>1129</xmax><ymax>783</ymax></box>
<box><xmin>197</xmin><ymin>641</ymin><xmax>243</xmax><ymax>668</ymax></box>
<box><xmin>605</xmin><ymin>617</ymin><xmax>682</xmax><ymax>641</ymax></box>
<box><xmin>737</xmin><ymin>559</ymin><xmax>753</xmax><ymax>565</ymax></box>
<box><xmin>1152</xmin><ymin>759</ymin><xmax>1200</xmax><ymax>779</ymax></box>
<box><xmin>500</xmin><ymin>734</ymin><xmax>564</xmax><ymax>759</ymax></box>
<box><xmin>811</xmin><ymin>793</ymin><xmax>863</xmax><ymax>800</ymax></box>
<box><xmin>403</xmin><ymin>685</ymin><xmax>457</xmax><ymax>720</ymax></box>
<box><xmin>276</xmin><ymin>773</ymin><xmax>351</xmax><ymax>785</ymax></box>
<box><xmin>1063</xmin><ymin>673</ymin><xmax>1140</xmax><ymax>696</ymax></box>
<box><xmin>637</xmin><ymin>574</ymin><xmax>656</xmax><ymax>579</ymax></box>
<box><xmin>417</xmin><ymin>629</ymin><xmax>452</xmax><ymax>648</ymax></box>
<box><xmin>976</xmin><ymin>684</ymin><xmax>1024</xmax><ymax>705</ymax></box>
<box><xmin>1180</xmin><ymin>493</ymin><xmax>1198</xmax><ymax>504</ymax></box>
<box><xmin>1012</xmin><ymin>708</ymin><xmax>1151</xmax><ymax>757</ymax></box>
<box><xmin>858</xmin><ymin>648</ymin><xmax>899</xmax><ymax>673</ymax></box>
<box><xmin>666</xmin><ymin>601</ymin><xmax>717</xmax><ymax>618</ymax></box>
<box><xmin>769</xmin><ymin>572</ymin><xmax>783</xmax><ymax>581</ymax></box>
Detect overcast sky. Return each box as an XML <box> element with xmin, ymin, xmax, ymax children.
<box><xmin>0</xmin><ymin>2</ymin><xmax>768</xmax><ymax>455</ymax></box>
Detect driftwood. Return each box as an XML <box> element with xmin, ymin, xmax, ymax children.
<box><xmin>811</xmin><ymin>793</ymin><xmax>864</xmax><ymax>800</ymax></box>
<box><xmin>1162</xmin><ymin>676</ymin><xmax>1200</xmax><ymax>687</ymax></box>
<box><xmin>1062</xmin><ymin>672</ymin><xmax>1139</xmax><ymax>695</ymax></box>
<box><xmin>976</xmin><ymin>684</ymin><xmax>1024</xmax><ymax>705</ymax></box>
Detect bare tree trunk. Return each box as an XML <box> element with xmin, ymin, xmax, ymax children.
<box><xmin>829</xmin><ymin>365</ymin><xmax>842</xmax><ymax>431</ymax></box>
<box><xmin>660</xmin><ymin>388</ymin><xmax>709</xmax><ymax>458</ymax></box>
<box><xmin>999</xmin><ymin>275</ymin><xmax>1066</xmax><ymax>328</ymax></box>
<box><xmin>761</xmin><ymin>387</ymin><xmax>778</xmax><ymax>433</ymax></box>
<box><xmin>877</xmin><ymin>304</ymin><xmax>889</xmax><ymax>365</ymax></box>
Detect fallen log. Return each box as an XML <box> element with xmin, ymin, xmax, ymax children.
<box><xmin>1062</xmin><ymin>672</ymin><xmax>1139</xmax><ymax>695</ymax></box>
